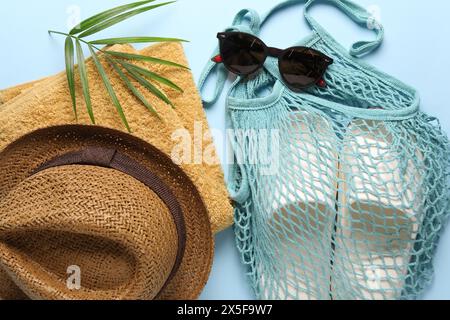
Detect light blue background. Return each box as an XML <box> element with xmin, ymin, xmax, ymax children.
<box><xmin>0</xmin><ymin>0</ymin><xmax>449</xmax><ymax>300</ymax></box>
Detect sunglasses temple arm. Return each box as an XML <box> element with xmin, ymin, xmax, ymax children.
<box><xmin>212</xmin><ymin>54</ymin><xmax>223</xmax><ymax>63</ymax></box>
<box><xmin>317</xmin><ymin>78</ymin><xmax>327</xmax><ymax>88</ymax></box>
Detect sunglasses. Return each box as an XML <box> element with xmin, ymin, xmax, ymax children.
<box><xmin>212</xmin><ymin>32</ymin><xmax>334</xmax><ymax>91</ymax></box>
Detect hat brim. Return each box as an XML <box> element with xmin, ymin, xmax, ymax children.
<box><xmin>0</xmin><ymin>125</ymin><xmax>214</xmax><ymax>300</ymax></box>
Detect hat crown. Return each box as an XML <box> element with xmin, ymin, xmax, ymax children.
<box><xmin>0</xmin><ymin>165</ymin><xmax>179</xmax><ymax>300</ymax></box>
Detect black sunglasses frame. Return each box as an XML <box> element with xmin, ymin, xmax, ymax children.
<box><xmin>216</xmin><ymin>32</ymin><xmax>334</xmax><ymax>90</ymax></box>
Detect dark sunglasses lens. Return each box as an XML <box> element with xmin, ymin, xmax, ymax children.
<box><xmin>279</xmin><ymin>48</ymin><xmax>329</xmax><ymax>90</ymax></box>
<box><xmin>219</xmin><ymin>33</ymin><xmax>266</xmax><ymax>75</ymax></box>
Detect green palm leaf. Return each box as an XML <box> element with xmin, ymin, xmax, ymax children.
<box><xmin>88</xmin><ymin>46</ymin><xmax>131</xmax><ymax>132</ymax></box>
<box><xmin>105</xmin><ymin>51</ymin><xmax>189</xmax><ymax>69</ymax></box>
<box><xmin>107</xmin><ymin>57</ymin><xmax>160</xmax><ymax>118</ymax></box>
<box><xmin>90</xmin><ymin>36</ymin><xmax>187</xmax><ymax>45</ymax></box>
<box><xmin>64</xmin><ymin>36</ymin><xmax>77</xmax><ymax>120</ymax></box>
<box><xmin>70</xmin><ymin>0</ymin><xmax>156</xmax><ymax>35</ymax></box>
<box><xmin>120</xmin><ymin>61</ymin><xmax>174</xmax><ymax>107</ymax></box>
<box><xmin>119</xmin><ymin>61</ymin><xmax>183</xmax><ymax>92</ymax></box>
<box><xmin>51</xmin><ymin>1</ymin><xmax>188</xmax><ymax>128</ymax></box>
<box><xmin>75</xmin><ymin>40</ymin><xmax>95</xmax><ymax>124</ymax></box>
<box><xmin>79</xmin><ymin>1</ymin><xmax>175</xmax><ymax>38</ymax></box>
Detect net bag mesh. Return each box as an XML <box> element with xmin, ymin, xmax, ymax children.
<box><xmin>228</xmin><ymin>33</ymin><xmax>450</xmax><ymax>301</ymax></box>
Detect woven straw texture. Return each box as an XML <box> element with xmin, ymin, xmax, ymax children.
<box><xmin>0</xmin><ymin>42</ymin><xmax>232</xmax><ymax>233</ymax></box>
<box><xmin>0</xmin><ymin>125</ymin><xmax>214</xmax><ymax>300</ymax></box>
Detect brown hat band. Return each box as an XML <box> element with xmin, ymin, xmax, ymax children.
<box><xmin>31</xmin><ymin>146</ymin><xmax>187</xmax><ymax>296</ymax></box>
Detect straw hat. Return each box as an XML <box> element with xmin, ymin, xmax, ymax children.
<box><xmin>0</xmin><ymin>42</ymin><xmax>231</xmax><ymax>299</ymax></box>
<box><xmin>0</xmin><ymin>42</ymin><xmax>233</xmax><ymax>233</ymax></box>
<box><xmin>0</xmin><ymin>125</ymin><xmax>213</xmax><ymax>300</ymax></box>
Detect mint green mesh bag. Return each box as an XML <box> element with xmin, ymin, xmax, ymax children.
<box><xmin>199</xmin><ymin>0</ymin><xmax>450</xmax><ymax>300</ymax></box>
